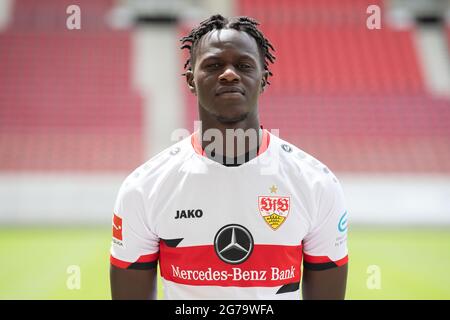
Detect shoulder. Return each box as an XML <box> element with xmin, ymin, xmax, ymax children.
<box><xmin>268</xmin><ymin>134</ymin><xmax>346</xmax><ymax>225</ymax></box>
<box><xmin>268</xmin><ymin>132</ymin><xmax>341</xmax><ymax>190</ymax></box>
<box><xmin>117</xmin><ymin>135</ymin><xmax>194</xmax><ymax>196</ymax></box>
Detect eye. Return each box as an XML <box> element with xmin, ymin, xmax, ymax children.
<box><xmin>206</xmin><ymin>63</ymin><xmax>221</xmax><ymax>69</ymax></box>
<box><xmin>238</xmin><ymin>63</ymin><xmax>252</xmax><ymax>70</ymax></box>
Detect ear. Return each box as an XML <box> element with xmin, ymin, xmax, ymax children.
<box><xmin>185</xmin><ymin>70</ymin><xmax>196</xmax><ymax>95</ymax></box>
<box><xmin>260</xmin><ymin>70</ymin><xmax>269</xmax><ymax>93</ymax></box>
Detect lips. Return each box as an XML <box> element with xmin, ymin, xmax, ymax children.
<box><xmin>216</xmin><ymin>86</ymin><xmax>245</xmax><ymax>96</ymax></box>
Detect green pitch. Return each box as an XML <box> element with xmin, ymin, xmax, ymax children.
<box><xmin>1</xmin><ymin>227</ymin><xmax>449</xmax><ymax>299</ymax></box>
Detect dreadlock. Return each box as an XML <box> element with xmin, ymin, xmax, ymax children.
<box><xmin>180</xmin><ymin>14</ymin><xmax>276</xmax><ymax>85</ymax></box>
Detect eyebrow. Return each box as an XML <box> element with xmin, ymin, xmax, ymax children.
<box><xmin>200</xmin><ymin>53</ymin><xmax>259</xmax><ymax>63</ymax></box>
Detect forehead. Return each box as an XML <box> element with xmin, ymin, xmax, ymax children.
<box><xmin>195</xmin><ymin>28</ymin><xmax>261</xmax><ymax>61</ymax></box>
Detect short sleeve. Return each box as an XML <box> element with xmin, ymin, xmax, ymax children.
<box><xmin>302</xmin><ymin>177</ymin><xmax>349</xmax><ymax>271</ymax></box>
<box><xmin>110</xmin><ymin>183</ymin><xmax>159</xmax><ymax>269</ymax></box>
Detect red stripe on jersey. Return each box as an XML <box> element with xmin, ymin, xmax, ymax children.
<box><xmin>110</xmin><ymin>255</ymin><xmax>131</xmax><ymax>269</ymax></box>
<box><xmin>110</xmin><ymin>252</ymin><xmax>159</xmax><ymax>269</ymax></box>
<box><xmin>334</xmin><ymin>255</ymin><xmax>349</xmax><ymax>266</ymax></box>
<box><xmin>136</xmin><ymin>252</ymin><xmax>159</xmax><ymax>263</ymax></box>
<box><xmin>191</xmin><ymin>132</ymin><xmax>206</xmax><ymax>156</ymax></box>
<box><xmin>191</xmin><ymin>128</ymin><xmax>270</xmax><ymax>157</ymax></box>
<box><xmin>159</xmin><ymin>242</ymin><xmax>302</xmax><ymax>287</ymax></box>
<box><xmin>303</xmin><ymin>252</ymin><xmax>349</xmax><ymax>266</ymax></box>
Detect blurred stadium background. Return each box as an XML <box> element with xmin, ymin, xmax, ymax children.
<box><xmin>0</xmin><ymin>0</ymin><xmax>449</xmax><ymax>299</ymax></box>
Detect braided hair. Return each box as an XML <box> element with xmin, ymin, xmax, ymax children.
<box><xmin>180</xmin><ymin>14</ymin><xmax>276</xmax><ymax>85</ymax></box>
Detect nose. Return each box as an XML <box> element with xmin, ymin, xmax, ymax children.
<box><xmin>219</xmin><ymin>66</ymin><xmax>240</xmax><ymax>83</ymax></box>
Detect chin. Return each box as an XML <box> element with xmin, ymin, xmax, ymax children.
<box><xmin>216</xmin><ymin>112</ymin><xmax>248</xmax><ymax>124</ymax></box>
<box><xmin>213</xmin><ymin>101</ymin><xmax>250</xmax><ymax>123</ymax></box>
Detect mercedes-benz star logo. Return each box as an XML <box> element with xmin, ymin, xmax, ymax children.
<box><xmin>214</xmin><ymin>224</ymin><xmax>254</xmax><ymax>265</ymax></box>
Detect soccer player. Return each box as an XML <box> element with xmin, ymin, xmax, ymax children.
<box><xmin>110</xmin><ymin>14</ymin><xmax>348</xmax><ymax>300</ymax></box>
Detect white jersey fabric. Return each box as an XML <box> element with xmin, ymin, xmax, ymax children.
<box><xmin>110</xmin><ymin>129</ymin><xmax>349</xmax><ymax>300</ymax></box>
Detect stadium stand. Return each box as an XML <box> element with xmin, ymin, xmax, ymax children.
<box><xmin>2</xmin><ymin>0</ymin><xmax>449</xmax><ymax>173</ymax></box>
<box><xmin>182</xmin><ymin>0</ymin><xmax>450</xmax><ymax>172</ymax></box>
<box><xmin>0</xmin><ymin>0</ymin><xmax>144</xmax><ymax>171</ymax></box>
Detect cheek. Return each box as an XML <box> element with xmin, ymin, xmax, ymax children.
<box><xmin>194</xmin><ymin>83</ymin><xmax>208</xmax><ymax>100</ymax></box>
<box><xmin>246</xmin><ymin>78</ymin><xmax>263</xmax><ymax>99</ymax></box>
<box><xmin>194</xmin><ymin>75</ymin><xmax>215</xmax><ymax>97</ymax></box>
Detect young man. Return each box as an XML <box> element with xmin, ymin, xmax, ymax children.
<box><xmin>110</xmin><ymin>14</ymin><xmax>348</xmax><ymax>300</ymax></box>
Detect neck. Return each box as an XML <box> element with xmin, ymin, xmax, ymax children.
<box><xmin>198</xmin><ymin>107</ymin><xmax>262</xmax><ymax>165</ymax></box>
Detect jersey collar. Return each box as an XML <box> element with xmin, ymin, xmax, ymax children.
<box><xmin>191</xmin><ymin>127</ymin><xmax>270</xmax><ymax>158</ymax></box>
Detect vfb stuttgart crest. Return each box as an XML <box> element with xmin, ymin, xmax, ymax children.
<box><xmin>258</xmin><ymin>196</ymin><xmax>290</xmax><ymax>230</ymax></box>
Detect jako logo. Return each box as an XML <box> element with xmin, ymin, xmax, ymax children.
<box><xmin>175</xmin><ymin>209</ymin><xmax>203</xmax><ymax>219</ymax></box>
<box><xmin>338</xmin><ymin>211</ymin><xmax>348</xmax><ymax>233</ymax></box>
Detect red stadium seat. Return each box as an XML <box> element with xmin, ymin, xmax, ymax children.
<box><xmin>0</xmin><ymin>0</ymin><xmax>144</xmax><ymax>171</ymax></box>
<box><xmin>199</xmin><ymin>0</ymin><xmax>450</xmax><ymax>173</ymax></box>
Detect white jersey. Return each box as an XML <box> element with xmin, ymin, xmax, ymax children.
<box><xmin>110</xmin><ymin>129</ymin><xmax>349</xmax><ymax>300</ymax></box>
